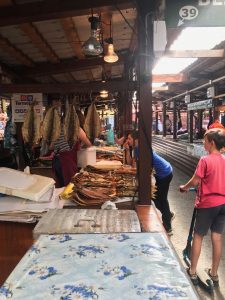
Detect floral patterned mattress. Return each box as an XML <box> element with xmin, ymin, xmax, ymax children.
<box><xmin>0</xmin><ymin>232</ymin><xmax>198</xmax><ymax>299</ymax></box>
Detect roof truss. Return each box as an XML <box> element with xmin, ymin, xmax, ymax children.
<box><xmin>0</xmin><ymin>0</ymin><xmax>134</xmax><ymax>27</ymax></box>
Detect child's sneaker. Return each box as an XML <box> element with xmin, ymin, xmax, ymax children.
<box><xmin>166</xmin><ymin>228</ymin><xmax>173</xmax><ymax>236</ymax></box>
<box><xmin>205</xmin><ymin>268</ymin><xmax>219</xmax><ymax>287</ymax></box>
<box><xmin>186</xmin><ymin>268</ymin><xmax>198</xmax><ymax>285</ymax></box>
<box><xmin>170</xmin><ymin>212</ymin><xmax>176</xmax><ymax>221</ymax></box>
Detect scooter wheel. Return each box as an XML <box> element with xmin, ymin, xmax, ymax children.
<box><xmin>206</xmin><ymin>279</ymin><xmax>214</xmax><ymax>292</ymax></box>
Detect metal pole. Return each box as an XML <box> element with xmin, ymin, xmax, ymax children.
<box><xmin>163</xmin><ymin>75</ymin><xmax>225</xmax><ymax>104</ymax></box>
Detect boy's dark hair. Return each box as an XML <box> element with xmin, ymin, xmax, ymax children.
<box><xmin>204</xmin><ymin>128</ymin><xmax>225</xmax><ymax>150</ymax></box>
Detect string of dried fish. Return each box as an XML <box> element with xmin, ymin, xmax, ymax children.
<box><xmin>64</xmin><ymin>104</ymin><xmax>80</xmax><ymax>146</ymax></box>
<box><xmin>84</xmin><ymin>103</ymin><xmax>101</xmax><ymax>143</ymax></box>
<box><xmin>42</xmin><ymin>107</ymin><xmax>61</xmax><ymax>145</ymax></box>
<box><xmin>22</xmin><ymin>104</ymin><xmax>41</xmax><ymax>146</ymax></box>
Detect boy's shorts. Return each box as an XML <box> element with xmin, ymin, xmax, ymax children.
<box><xmin>194</xmin><ymin>204</ymin><xmax>225</xmax><ymax>236</ymax></box>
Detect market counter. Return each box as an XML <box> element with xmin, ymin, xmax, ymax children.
<box><xmin>0</xmin><ymin>232</ymin><xmax>198</xmax><ymax>299</ymax></box>
<box><xmin>0</xmin><ymin>204</ymin><xmax>164</xmax><ymax>286</ymax></box>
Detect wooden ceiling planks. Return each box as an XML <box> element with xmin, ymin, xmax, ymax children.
<box><xmin>0</xmin><ymin>35</ymin><xmax>34</xmax><ymax>66</ymax></box>
<box><xmin>60</xmin><ymin>17</ymin><xmax>94</xmax><ymax>81</ymax></box>
<box><xmin>19</xmin><ymin>23</ymin><xmax>60</xmax><ymax>63</ymax></box>
<box><xmin>0</xmin><ymin>0</ymin><xmax>134</xmax><ymax>27</ymax></box>
<box><xmin>60</xmin><ymin>17</ymin><xmax>84</xmax><ymax>59</ymax></box>
<box><xmin>0</xmin><ymin>0</ymin><xmax>136</xmax><ymax>86</ymax></box>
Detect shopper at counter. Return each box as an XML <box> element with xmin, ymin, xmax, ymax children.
<box><xmin>126</xmin><ymin>131</ymin><xmax>175</xmax><ymax>235</ymax></box>
<box><xmin>105</xmin><ymin>124</ymin><xmax>115</xmax><ymax>145</ymax></box>
<box><xmin>3</xmin><ymin>105</ymin><xmax>18</xmax><ymax>169</ymax></box>
<box><xmin>208</xmin><ymin>119</ymin><xmax>224</xmax><ymax>130</ymax></box>
<box><xmin>165</xmin><ymin>115</ymin><xmax>172</xmax><ymax>134</ymax></box>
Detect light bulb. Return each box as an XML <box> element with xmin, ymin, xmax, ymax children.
<box><xmin>100</xmin><ymin>90</ymin><xmax>108</xmax><ymax>98</ymax></box>
<box><xmin>83</xmin><ymin>28</ymin><xmax>103</xmax><ymax>56</ymax></box>
<box><xmin>104</xmin><ymin>44</ymin><xmax>119</xmax><ymax>63</ymax></box>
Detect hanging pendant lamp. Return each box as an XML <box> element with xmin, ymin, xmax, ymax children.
<box><xmin>104</xmin><ymin>19</ymin><xmax>118</xmax><ymax>63</ymax></box>
<box><xmin>83</xmin><ymin>15</ymin><xmax>103</xmax><ymax>56</ymax></box>
<box><xmin>100</xmin><ymin>90</ymin><xmax>108</xmax><ymax>98</ymax></box>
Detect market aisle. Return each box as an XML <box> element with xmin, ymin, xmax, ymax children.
<box><xmin>167</xmin><ymin>166</ymin><xmax>225</xmax><ymax>300</ymax></box>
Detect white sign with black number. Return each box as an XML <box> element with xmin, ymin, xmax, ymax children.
<box><xmin>178</xmin><ymin>6</ymin><xmax>199</xmax><ymax>26</ymax></box>
<box><xmin>166</xmin><ymin>0</ymin><xmax>225</xmax><ymax>27</ymax></box>
<box><xmin>11</xmin><ymin>93</ymin><xmax>43</xmax><ymax>122</ymax></box>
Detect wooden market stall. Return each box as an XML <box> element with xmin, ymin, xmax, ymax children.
<box><xmin>0</xmin><ymin>0</ymin><xmax>157</xmax><ymax>289</ymax></box>
<box><xmin>1</xmin><ymin>0</ymin><xmax>225</xmax><ymax>298</ymax></box>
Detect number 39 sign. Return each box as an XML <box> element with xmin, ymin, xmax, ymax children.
<box><xmin>179</xmin><ymin>6</ymin><xmax>199</xmax><ymax>20</ymax></box>
<box><xmin>166</xmin><ymin>0</ymin><xmax>225</xmax><ymax>27</ymax></box>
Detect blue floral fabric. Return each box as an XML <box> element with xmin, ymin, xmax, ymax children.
<box><xmin>0</xmin><ymin>233</ymin><xmax>198</xmax><ymax>299</ymax></box>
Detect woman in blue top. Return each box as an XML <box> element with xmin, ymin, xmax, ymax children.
<box><xmin>126</xmin><ymin>132</ymin><xmax>174</xmax><ymax>235</ymax></box>
<box><xmin>152</xmin><ymin>151</ymin><xmax>174</xmax><ymax>234</ymax></box>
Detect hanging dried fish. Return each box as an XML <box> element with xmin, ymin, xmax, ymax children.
<box><xmin>42</xmin><ymin>107</ymin><xmax>61</xmax><ymax>145</ymax></box>
<box><xmin>64</xmin><ymin>104</ymin><xmax>80</xmax><ymax>146</ymax></box>
<box><xmin>84</xmin><ymin>103</ymin><xmax>101</xmax><ymax>143</ymax></box>
<box><xmin>76</xmin><ymin>109</ymin><xmax>85</xmax><ymax>128</ymax></box>
<box><xmin>22</xmin><ymin>104</ymin><xmax>41</xmax><ymax>146</ymax></box>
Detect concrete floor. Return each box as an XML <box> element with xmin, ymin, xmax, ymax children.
<box><xmin>167</xmin><ymin>166</ymin><xmax>225</xmax><ymax>300</ymax></box>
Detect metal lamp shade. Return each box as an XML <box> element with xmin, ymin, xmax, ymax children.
<box><xmin>83</xmin><ymin>34</ymin><xmax>103</xmax><ymax>56</ymax></box>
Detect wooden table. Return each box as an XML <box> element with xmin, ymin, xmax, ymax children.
<box><xmin>0</xmin><ymin>221</ymin><xmax>35</xmax><ymax>286</ymax></box>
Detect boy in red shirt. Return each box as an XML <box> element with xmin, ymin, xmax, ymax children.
<box><xmin>180</xmin><ymin>128</ymin><xmax>225</xmax><ymax>286</ymax></box>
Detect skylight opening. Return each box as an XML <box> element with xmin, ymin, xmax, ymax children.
<box><xmin>153</xmin><ymin>27</ymin><xmax>225</xmax><ymax>76</ymax></box>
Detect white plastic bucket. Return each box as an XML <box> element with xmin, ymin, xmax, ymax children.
<box><xmin>77</xmin><ymin>146</ymin><xmax>96</xmax><ymax>168</ymax></box>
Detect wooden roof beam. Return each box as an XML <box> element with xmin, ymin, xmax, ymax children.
<box><xmin>15</xmin><ymin>55</ymin><xmax>125</xmax><ymax>77</ymax></box>
<box><xmin>0</xmin><ymin>0</ymin><xmax>134</xmax><ymax>27</ymax></box>
<box><xmin>156</xmin><ymin>49</ymin><xmax>225</xmax><ymax>58</ymax></box>
<box><xmin>19</xmin><ymin>23</ymin><xmax>59</xmax><ymax>64</ymax></box>
<box><xmin>0</xmin><ymin>0</ymin><xmax>13</xmax><ymax>7</ymax></box>
<box><xmin>128</xmin><ymin>18</ymin><xmax>137</xmax><ymax>53</ymax></box>
<box><xmin>0</xmin><ymin>35</ymin><xmax>33</xmax><ymax>67</ymax></box>
<box><xmin>0</xmin><ymin>80</ymin><xmax>137</xmax><ymax>93</ymax></box>
<box><xmin>61</xmin><ymin>17</ymin><xmax>84</xmax><ymax>59</ymax></box>
<box><xmin>61</xmin><ymin>17</ymin><xmax>94</xmax><ymax>81</ymax></box>
<box><xmin>152</xmin><ymin>73</ymin><xmax>188</xmax><ymax>83</ymax></box>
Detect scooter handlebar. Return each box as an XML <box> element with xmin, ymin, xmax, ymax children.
<box><xmin>179</xmin><ymin>187</ymin><xmax>197</xmax><ymax>193</ymax></box>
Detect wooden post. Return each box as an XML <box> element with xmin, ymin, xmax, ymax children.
<box><xmin>137</xmin><ymin>0</ymin><xmax>155</xmax><ymax>205</ymax></box>
<box><xmin>188</xmin><ymin>110</ymin><xmax>194</xmax><ymax>143</ymax></box>
<box><xmin>124</xmin><ymin>60</ymin><xmax>133</xmax><ymax>134</ymax></box>
<box><xmin>118</xmin><ymin>92</ymin><xmax>125</xmax><ymax>136</ymax></box>
<box><xmin>155</xmin><ymin>110</ymin><xmax>159</xmax><ymax>134</ymax></box>
<box><xmin>163</xmin><ymin>102</ymin><xmax>167</xmax><ymax>137</ymax></box>
<box><xmin>173</xmin><ymin>100</ymin><xmax>177</xmax><ymax>140</ymax></box>
<box><xmin>198</xmin><ymin>110</ymin><xmax>203</xmax><ymax>136</ymax></box>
